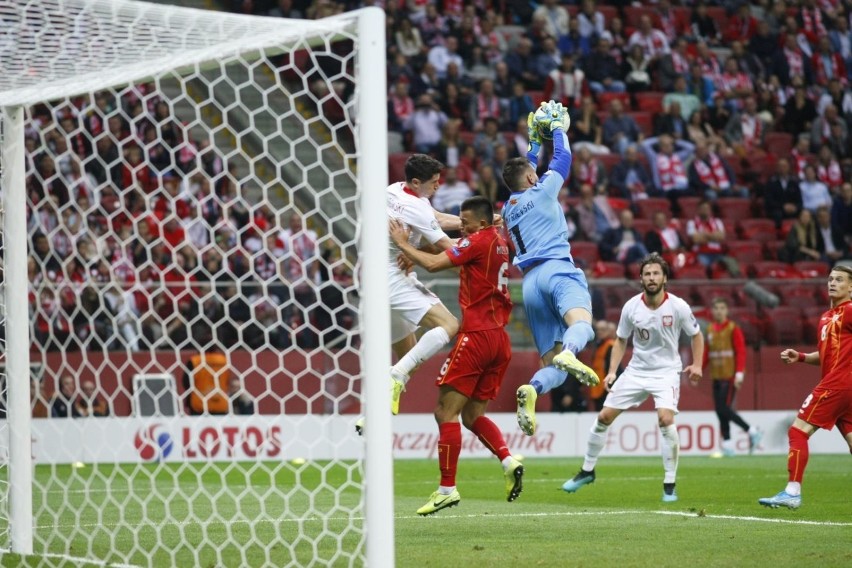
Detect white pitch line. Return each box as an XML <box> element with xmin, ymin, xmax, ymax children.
<box><xmin>651</xmin><ymin>510</ymin><xmax>852</xmax><ymax>527</ymax></box>
<box><xmin>0</xmin><ymin>547</ymin><xmax>141</xmax><ymax>568</ymax></box>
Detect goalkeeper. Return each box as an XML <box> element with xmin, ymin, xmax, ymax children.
<box><xmin>501</xmin><ymin>101</ymin><xmax>600</xmax><ymax>437</ymax></box>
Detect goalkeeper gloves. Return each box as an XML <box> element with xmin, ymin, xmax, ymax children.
<box><xmin>548</xmin><ymin>102</ymin><xmax>569</xmax><ymax>133</ymax></box>
<box><xmin>527</xmin><ymin>111</ymin><xmax>542</xmax><ymax>152</ymax></box>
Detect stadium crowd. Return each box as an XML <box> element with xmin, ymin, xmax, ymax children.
<box><xmin>23</xmin><ymin>0</ymin><xmax>852</xmax><ymax>366</ymax></box>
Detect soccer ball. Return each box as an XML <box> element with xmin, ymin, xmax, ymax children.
<box><xmin>534</xmin><ymin>102</ymin><xmax>569</xmax><ymax>140</ymax></box>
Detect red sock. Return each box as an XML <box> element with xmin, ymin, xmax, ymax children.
<box><xmin>470</xmin><ymin>416</ymin><xmax>511</xmax><ymax>462</ymax></box>
<box><xmin>438</xmin><ymin>422</ymin><xmax>462</xmax><ymax>488</ymax></box>
<box><xmin>787</xmin><ymin>426</ymin><xmax>810</xmax><ymax>483</ymax></box>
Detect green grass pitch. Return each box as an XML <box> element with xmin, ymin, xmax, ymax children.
<box><xmin>2</xmin><ymin>455</ymin><xmax>850</xmax><ymax>566</ymax></box>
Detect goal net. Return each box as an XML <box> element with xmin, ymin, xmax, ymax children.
<box><xmin>0</xmin><ymin>0</ymin><xmax>391</xmax><ymax>565</ymax></box>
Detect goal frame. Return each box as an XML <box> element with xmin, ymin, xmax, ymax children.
<box><xmin>0</xmin><ymin>4</ymin><xmax>392</xmax><ymax>564</ymax></box>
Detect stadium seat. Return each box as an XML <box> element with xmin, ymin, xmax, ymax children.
<box><xmin>597</xmin><ymin>91</ymin><xmax>631</xmax><ymax>109</ymax></box>
<box><xmin>801</xmin><ymin>305</ymin><xmax>827</xmax><ymax>343</ymax></box>
<box><xmin>634</xmin><ymin>91</ymin><xmax>665</xmax><ymax>114</ymax></box>
<box><xmin>762</xmin><ymin>307</ymin><xmax>804</xmax><ymax>344</ymax></box>
<box><xmin>721</xmin><ymin>219</ymin><xmax>738</xmax><ymax>241</ymax></box>
<box><xmin>750</xmin><ymin>261</ymin><xmax>800</xmax><ymax>279</ymax></box>
<box><xmin>728</xmin><ymin>307</ymin><xmax>764</xmax><ymax>346</ymax></box>
<box><xmin>632</xmin><ymin>218</ymin><xmax>653</xmax><ymax>236</ymax></box>
<box><xmin>607</xmin><ymin>285</ymin><xmax>640</xmax><ymax>307</ymax></box>
<box><xmin>528</xmin><ymin>90</ymin><xmax>545</xmax><ymax>105</ymax></box>
<box><xmin>779</xmin><ymin>218</ymin><xmax>797</xmax><ymax>238</ymax></box>
<box><xmin>599</xmin><ymin>153</ymin><xmax>622</xmax><ymax>175</ymax></box>
<box><xmin>705</xmin><ymin>6</ymin><xmax>729</xmax><ymax>29</ymax></box>
<box><xmin>726</xmin><ymin>240</ymin><xmax>765</xmax><ymax>264</ymax></box>
<box><xmin>677</xmin><ymin>196</ymin><xmax>702</xmax><ymax>220</ymax></box>
<box><xmin>593</xmin><ymin>261</ymin><xmax>626</xmax><ymax>279</ymax></box>
<box><xmin>626</xmin><ymin>262</ymin><xmax>643</xmax><ymax>279</ymax></box>
<box><xmin>634</xmin><ymin>197</ymin><xmax>671</xmax><ymax>219</ymax></box>
<box><xmin>605</xmin><ymin>307</ymin><xmax>624</xmax><ymax>324</ymax></box>
<box><xmin>599</xmin><ymin>6</ymin><xmax>618</xmax><ymax>23</ymax></box>
<box><xmin>695</xmin><ymin>284</ymin><xmax>741</xmax><ymax>307</ymax></box>
<box><xmin>673</xmin><ymin>264</ymin><xmax>709</xmax><ymax>280</ymax></box>
<box><xmin>624</xmin><ymin>6</ymin><xmax>659</xmax><ymax>28</ymax></box>
<box><xmin>765</xmin><ymin>132</ymin><xmax>793</xmax><ymax>158</ymax></box>
<box><xmin>764</xmin><ymin>240</ymin><xmax>787</xmax><ymax>261</ymax></box>
<box><xmin>388</xmin><ymin>152</ymin><xmax>411</xmax><ymax>183</ymax></box>
<box><xmin>570</xmin><ymin>241</ymin><xmax>601</xmax><ymax>267</ymax></box>
<box><xmin>739</xmin><ymin>219</ymin><xmax>778</xmax><ymax>244</ymax></box>
<box><xmin>629</xmin><ymin>112</ymin><xmax>654</xmax><ymax>137</ymax></box>
<box><xmin>715</xmin><ymin>197</ymin><xmax>753</xmax><ymax>222</ymax></box>
<box><xmin>793</xmin><ymin>261</ymin><xmax>830</xmax><ymax>278</ymax></box>
<box><xmin>774</xmin><ymin>283</ymin><xmax>818</xmax><ymax>308</ymax></box>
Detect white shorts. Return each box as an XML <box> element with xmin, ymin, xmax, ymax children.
<box><xmin>604</xmin><ymin>369</ymin><xmax>681</xmax><ymax>412</ymax></box>
<box><xmin>388</xmin><ymin>270</ymin><xmax>441</xmax><ymax>343</ymax></box>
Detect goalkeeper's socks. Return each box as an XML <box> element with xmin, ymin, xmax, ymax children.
<box><xmin>393</xmin><ymin>326</ymin><xmax>451</xmax><ymax>380</ymax></box>
<box><xmin>438</xmin><ymin>422</ymin><xmax>462</xmax><ymax>488</ymax></box>
<box><xmin>470</xmin><ymin>416</ymin><xmax>511</xmax><ymax>462</ymax></box>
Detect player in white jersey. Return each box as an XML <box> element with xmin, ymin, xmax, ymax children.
<box><xmin>561</xmin><ymin>253</ymin><xmax>704</xmax><ymax>502</ymax></box>
<box><xmin>386</xmin><ymin>154</ymin><xmax>461</xmax><ymax>415</ymax></box>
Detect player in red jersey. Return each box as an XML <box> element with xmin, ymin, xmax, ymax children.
<box><xmin>759</xmin><ymin>264</ymin><xmax>852</xmax><ymax>509</ymax></box>
<box><xmin>389</xmin><ymin>196</ymin><xmax>522</xmax><ymax>516</ymax></box>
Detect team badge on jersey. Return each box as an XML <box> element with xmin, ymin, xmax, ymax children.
<box><xmin>662</xmin><ymin>315</ymin><xmax>673</xmax><ymax>327</ymax></box>
<box><xmin>458</xmin><ymin>238</ymin><xmax>470</xmax><ymax>248</ymax></box>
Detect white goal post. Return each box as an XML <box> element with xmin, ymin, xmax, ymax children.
<box><xmin>0</xmin><ymin>0</ymin><xmax>391</xmax><ymax>565</ymax></box>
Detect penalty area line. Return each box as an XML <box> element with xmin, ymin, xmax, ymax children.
<box><xmin>0</xmin><ymin>547</ymin><xmax>141</xmax><ymax>568</ymax></box>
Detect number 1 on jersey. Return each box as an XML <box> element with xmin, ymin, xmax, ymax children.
<box><xmin>510</xmin><ymin>225</ymin><xmax>526</xmax><ymax>255</ymax></box>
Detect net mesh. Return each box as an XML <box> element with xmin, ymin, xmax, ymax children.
<box><xmin>0</xmin><ymin>0</ymin><xmax>375</xmax><ymax>565</ymax></box>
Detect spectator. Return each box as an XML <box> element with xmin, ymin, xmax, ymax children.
<box><xmin>583</xmin><ymin>33</ymin><xmax>625</xmax><ymax>95</ymax></box>
<box><xmin>570</xmin><ymin>146</ymin><xmax>608</xmax><ymax>195</ymax></box>
<box><xmin>585</xmin><ymin>320</ymin><xmax>622</xmax><ymax>411</ymax></box>
<box><xmin>764</xmin><ymin>158</ymin><xmax>803</xmax><ymax>228</ymax></box>
<box><xmin>687</xmin><ymin>200</ymin><xmax>740</xmax><ymax>276</ymax></box>
<box><xmin>782</xmin><ymin>81</ymin><xmax>818</xmax><ymax>135</ymax></box>
<box><xmin>559</xmin><ymin>16</ymin><xmax>593</xmax><ymax>58</ymax></box>
<box><xmin>730</xmin><ymin>40</ymin><xmax>765</xmax><ymax>83</ymax></box>
<box><xmin>439</xmin><ymin>82</ymin><xmax>471</xmax><ymax>129</ymax></box>
<box><xmin>627</xmin><ymin>15</ymin><xmax>670</xmax><ymax>62</ymax></box>
<box><xmin>51</xmin><ymin>374</ymin><xmax>81</xmax><ymax>418</ymax></box>
<box><xmin>773</xmin><ymin>33</ymin><xmax>812</xmax><ymax>86</ymax></box>
<box><xmin>534</xmin><ymin>35</ymin><xmax>562</xmax><ymax>84</ymax></box>
<box><xmin>395</xmin><ymin>17</ymin><xmax>424</xmax><ymax>60</ymax></box>
<box><xmin>799</xmin><ymin>164</ymin><xmax>834</xmax><ymax>213</ymax></box>
<box><xmin>694</xmin><ymin>41</ymin><xmax>722</xmax><ymax>83</ymax></box>
<box><xmin>574</xmin><ymin>183</ymin><xmax>619</xmax><ymax>244</ymax></box>
<box><xmin>810</xmin><ymin>104</ymin><xmax>848</xmax><ymax>153</ymax></box>
<box><xmin>267</xmin><ymin>0</ymin><xmax>302</xmax><ymax>19</ymax></box>
<box><xmin>409</xmin><ymin>62</ymin><xmax>441</xmax><ymax>100</ymax></box>
<box><xmin>623</xmin><ymin>44</ymin><xmax>652</xmax><ymax>93</ymax></box>
<box><xmin>716</xmin><ymin>57</ymin><xmax>755</xmax><ymax>113</ymax></box>
<box><xmin>606</xmin><ymin>16</ymin><xmax>628</xmax><ymax>57</ymax></box>
<box><xmin>279</xmin><ymin>212</ymin><xmax>320</xmax><ymax>343</ymax></box>
<box><xmin>791</xmin><ymin>134</ymin><xmax>813</xmax><ymax>179</ymax></box>
<box><xmin>388</xmin><ymin>79</ymin><xmax>415</xmax><ymax>133</ymax></box>
<box><xmin>472</xmin><ymin>161</ymin><xmax>509</xmax><ymax>206</ymax></box>
<box><xmin>431</xmin><ymin>167</ymin><xmax>473</xmax><ymax>215</ymax></box>
<box><xmin>644</xmin><ymin>210</ymin><xmax>688</xmax><ymax>257</ymax></box>
<box><xmin>503</xmin><ymin>38</ymin><xmax>538</xmax><ymax>89</ymax></box>
<box><xmin>469</xmin><ymin>79</ymin><xmax>503</xmax><ymax>132</ymax></box>
<box><xmin>828</xmin><ymin>16</ymin><xmax>852</xmax><ymax>73</ymax></box>
<box><xmin>576</xmin><ymin>0</ymin><xmax>606</xmax><ymax>40</ymax></box>
<box><xmin>533</xmin><ymin>0</ymin><xmax>570</xmax><ymax>43</ymax></box>
<box><xmin>749</xmin><ymin>20</ymin><xmax>778</xmax><ymax>74</ymax></box>
<box><xmin>435</xmin><ymin>119</ymin><xmax>467</xmax><ymax>171</ymax></box>
<box><xmin>31</xmin><ymin>380</ymin><xmax>49</xmax><ymax>419</ymax></box>
<box><xmin>833</xmin><ymin>183</ymin><xmax>852</xmax><ymax>241</ymax></box>
<box><xmin>599</xmin><ymin>208</ymin><xmax>649</xmax><ymax>265</ymax></box>
<box><xmin>664</xmin><ymin>77</ymin><xmax>702</xmax><ymax>123</ymax></box>
<box><xmin>817</xmin><ymin>77</ymin><xmax>852</xmax><ymax>121</ymax></box>
<box><xmin>228</xmin><ymin>376</ymin><xmax>255</xmax><ymax>415</ymax></box>
<box><xmin>724</xmin><ymin>96</ymin><xmax>766</xmax><ymax>158</ymax></box>
<box><xmin>571</xmin><ymin>96</ymin><xmax>609</xmax><ymax>155</ymax></box>
<box><xmin>642</xmin><ymin>135</ymin><xmax>695</xmax><ymax>209</ymax></box>
<box><xmin>472</xmin><ymin>117</ymin><xmax>504</xmax><ymax>164</ymax></box>
<box><xmin>75</xmin><ymin>380</ymin><xmax>109</xmax><ymax>417</ymax></box>
<box><xmin>686</xmin><ymin>63</ymin><xmax>716</xmax><ymax>109</ymax></box>
<box><xmin>427</xmin><ymin>36</ymin><xmax>464</xmax><ymax>80</ymax></box>
<box><xmin>724</xmin><ymin>2</ymin><xmax>758</xmax><ymax>44</ymax></box>
<box><xmin>543</xmin><ymin>52</ymin><xmax>586</xmax><ymax>111</ymax></box>
<box><xmin>602</xmin><ymin>98</ymin><xmax>642</xmax><ymax>155</ymax></box>
<box><xmin>654</xmin><ymin>0</ymin><xmax>681</xmax><ymax>44</ymax></box>
<box><xmin>658</xmin><ymin>38</ymin><xmax>692</xmax><ymax>92</ymax></box>
<box><xmin>688</xmin><ymin>140</ymin><xmax>746</xmax><ymax>201</ymax></box>
<box><xmin>416</xmin><ymin>4</ymin><xmax>448</xmax><ymax>48</ymax></box>
<box><xmin>690</xmin><ymin>2</ymin><xmax>721</xmax><ymax>46</ymax></box>
<box><xmin>814</xmin><ymin>205</ymin><xmax>847</xmax><ymax>264</ymax></box>
<box><xmin>811</xmin><ymin>36</ymin><xmax>847</xmax><ymax>88</ymax></box>
<box><xmin>781</xmin><ymin>208</ymin><xmax>822</xmax><ymax>263</ymax></box>
<box><xmin>610</xmin><ymin>143</ymin><xmax>652</xmax><ymax>202</ymax></box>
<box><xmin>815</xmin><ymin>145</ymin><xmax>843</xmax><ymax>193</ymax></box>
<box><xmin>654</xmin><ymin>100</ymin><xmax>691</xmax><ymax>142</ymax></box>
<box><xmin>506</xmin><ymin>81</ymin><xmax>534</xmax><ymax>131</ymax></box>
<box><xmin>403</xmin><ymin>93</ymin><xmax>448</xmax><ymax>154</ymax></box>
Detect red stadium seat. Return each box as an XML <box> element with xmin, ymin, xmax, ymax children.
<box><xmin>605</xmin><ymin>307</ymin><xmax>624</xmax><ymax>324</ymax></box>
<box><xmin>570</xmin><ymin>241</ymin><xmax>601</xmax><ymax>267</ymax></box>
<box><xmin>695</xmin><ymin>284</ymin><xmax>741</xmax><ymax>307</ymax></box>
<box><xmin>634</xmin><ymin>197</ymin><xmax>671</xmax><ymax>219</ymax></box>
<box><xmin>762</xmin><ymin>307</ymin><xmax>804</xmax><ymax>344</ymax></box>
<box><xmin>764</xmin><ymin>240</ymin><xmax>787</xmax><ymax>261</ymax></box>
<box><xmin>634</xmin><ymin>91</ymin><xmax>665</xmax><ymax>114</ymax></box>
<box><xmin>801</xmin><ymin>305</ymin><xmax>827</xmax><ymax>342</ymax></box>
<box><xmin>624</xmin><ymin>6</ymin><xmax>659</xmax><ymax>28</ymax></box>
<box><xmin>739</xmin><ymin>219</ymin><xmax>778</xmax><ymax>244</ymax></box>
<box><xmin>593</xmin><ymin>261</ymin><xmax>626</xmax><ymax>279</ymax></box>
<box><xmin>793</xmin><ymin>261</ymin><xmax>830</xmax><ymax>278</ymax></box>
<box><xmin>388</xmin><ymin>152</ymin><xmax>411</xmax><ymax>183</ymax></box>
<box><xmin>629</xmin><ymin>112</ymin><xmax>654</xmax><ymax>137</ymax></box>
<box><xmin>632</xmin><ymin>218</ymin><xmax>653</xmax><ymax>236</ymax></box>
<box><xmin>750</xmin><ymin>261</ymin><xmax>801</xmax><ymax>279</ymax></box>
<box><xmin>599</xmin><ymin>153</ymin><xmax>623</xmax><ymax>175</ymax></box>
<box><xmin>726</xmin><ymin>240</ymin><xmax>764</xmax><ymax>264</ymax></box>
<box><xmin>597</xmin><ymin>91</ymin><xmax>631</xmax><ymax>110</ymax></box>
<box><xmin>774</xmin><ymin>283</ymin><xmax>819</xmax><ymax>308</ymax></box>
<box><xmin>677</xmin><ymin>196</ymin><xmax>702</xmax><ymax>220</ymax></box>
<box><xmin>673</xmin><ymin>264</ymin><xmax>709</xmax><ymax>280</ymax></box>
<box><xmin>779</xmin><ymin>218</ymin><xmax>797</xmax><ymax>238</ymax></box>
<box><xmin>728</xmin><ymin>307</ymin><xmax>764</xmax><ymax>346</ymax></box>
<box><xmin>528</xmin><ymin>90</ymin><xmax>545</xmax><ymax>105</ymax></box>
<box><xmin>715</xmin><ymin>197</ymin><xmax>753</xmax><ymax>222</ymax></box>
<box><xmin>765</xmin><ymin>132</ymin><xmax>793</xmax><ymax>158</ymax></box>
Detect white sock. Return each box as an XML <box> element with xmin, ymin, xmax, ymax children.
<box><xmin>438</xmin><ymin>485</ymin><xmax>455</xmax><ymax>495</ymax></box>
<box><xmin>748</xmin><ymin>426</ymin><xmax>758</xmax><ymax>434</ymax></box>
<box><xmin>392</xmin><ymin>326</ymin><xmax>451</xmax><ymax>383</ymax></box>
<box><xmin>660</xmin><ymin>424</ymin><xmax>679</xmax><ymax>484</ymax></box>
<box><xmin>501</xmin><ymin>456</ymin><xmax>514</xmax><ymax>470</ymax></box>
<box><xmin>582</xmin><ymin>419</ymin><xmax>610</xmax><ymax>472</ymax></box>
<box><xmin>721</xmin><ymin>439</ymin><xmax>735</xmax><ymax>452</ymax></box>
<box><xmin>785</xmin><ymin>482</ymin><xmax>801</xmax><ymax>496</ymax></box>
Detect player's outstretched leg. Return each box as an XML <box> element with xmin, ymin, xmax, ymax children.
<box><xmin>516</xmin><ymin>385</ymin><xmax>538</xmax><ymax>435</ymax></box>
<box><xmin>416</xmin><ymin>489</ymin><xmax>461</xmax><ymax>516</ymax></box>
<box><xmin>662</xmin><ymin>482</ymin><xmax>678</xmax><ymax>502</ymax></box>
<box><xmin>562</xmin><ymin>469</ymin><xmax>595</xmax><ymax>493</ymax></box>
<box><xmin>504</xmin><ymin>456</ymin><xmax>524</xmax><ymax>502</ymax></box>
<box><xmin>758</xmin><ymin>491</ymin><xmax>801</xmax><ymax>509</ymax></box>
<box><xmin>552</xmin><ymin>350</ymin><xmax>600</xmax><ymax>386</ymax></box>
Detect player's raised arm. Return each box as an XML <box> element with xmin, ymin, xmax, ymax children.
<box><xmin>434</xmin><ymin>210</ymin><xmax>462</xmax><ymax>232</ymax></box>
<box><xmin>780</xmin><ymin>349</ymin><xmax>820</xmax><ymax>366</ymax></box>
<box><xmin>389</xmin><ymin>219</ymin><xmax>455</xmax><ymax>273</ymax></box>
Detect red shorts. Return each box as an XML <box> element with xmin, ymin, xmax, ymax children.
<box><xmin>797</xmin><ymin>387</ymin><xmax>852</xmax><ymax>436</ymax></box>
<box><xmin>436</xmin><ymin>328</ymin><xmax>511</xmax><ymax>401</ymax></box>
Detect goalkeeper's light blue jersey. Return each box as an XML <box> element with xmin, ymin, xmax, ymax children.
<box><xmin>502</xmin><ymin>129</ymin><xmax>574</xmax><ymax>271</ymax></box>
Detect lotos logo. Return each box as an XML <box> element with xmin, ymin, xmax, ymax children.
<box><xmin>134</xmin><ymin>424</ymin><xmax>175</xmax><ymax>461</ymax></box>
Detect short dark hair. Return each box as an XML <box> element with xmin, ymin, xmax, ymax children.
<box><xmin>404</xmin><ymin>154</ymin><xmax>444</xmax><ymax>183</ymax></box>
<box><xmin>831</xmin><ymin>264</ymin><xmax>852</xmax><ymax>281</ymax></box>
<box><xmin>639</xmin><ymin>252</ymin><xmax>670</xmax><ymax>279</ymax></box>
<box><xmin>502</xmin><ymin>157</ymin><xmax>531</xmax><ymax>191</ymax></box>
<box><xmin>460</xmin><ymin>195</ymin><xmax>494</xmax><ymax>223</ymax></box>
